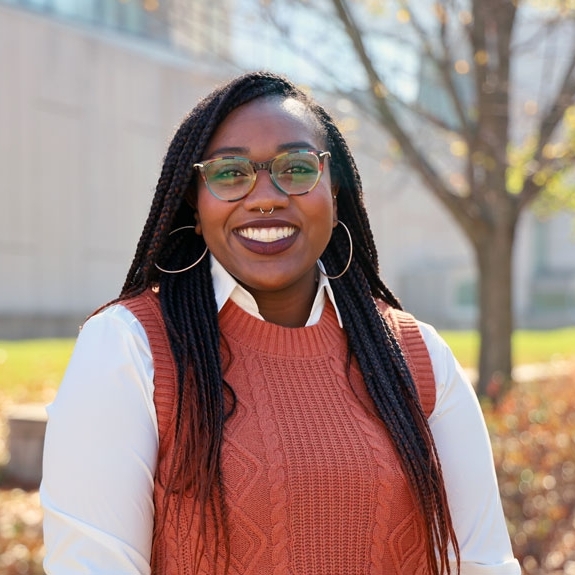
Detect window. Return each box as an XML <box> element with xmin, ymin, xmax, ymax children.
<box><xmin>1</xmin><ymin>0</ymin><xmax>170</xmax><ymax>44</ymax></box>
<box><xmin>455</xmin><ymin>279</ymin><xmax>477</xmax><ymax>308</ymax></box>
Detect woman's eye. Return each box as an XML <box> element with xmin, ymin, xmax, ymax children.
<box><xmin>210</xmin><ymin>162</ymin><xmax>251</xmax><ymax>182</ymax></box>
<box><xmin>282</xmin><ymin>161</ymin><xmax>315</xmax><ymax>175</ymax></box>
<box><xmin>219</xmin><ymin>169</ymin><xmax>246</xmax><ymax>178</ymax></box>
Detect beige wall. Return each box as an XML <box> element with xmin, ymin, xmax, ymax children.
<box><xmin>0</xmin><ymin>5</ymin><xmax>233</xmax><ymax>336</ymax></box>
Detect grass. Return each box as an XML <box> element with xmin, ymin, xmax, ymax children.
<box><xmin>440</xmin><ymin>327</ymin><xmax>575</xmax><ymax>368</ymax></box>
<box><xmin>0</xmin><ymin>327</ymin><xmax>574</xmax><ymax>403</ymax></box>
<box><xmin>0</xmin><ymin>339</ymin><xmax>74</xmax><ymax>403</ymax></box>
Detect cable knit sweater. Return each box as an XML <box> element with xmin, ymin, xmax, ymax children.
<box><xmin>123</xmin><ymin>288</ymin><xmax>436</xmax><ymax>575</ymax></box>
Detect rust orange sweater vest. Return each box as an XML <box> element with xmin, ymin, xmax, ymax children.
<box><xmin>123</xmin><ymin>289</ymin><xmax>436</xmax><ymax>575</ymax></box>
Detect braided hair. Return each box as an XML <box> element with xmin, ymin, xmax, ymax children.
<box><xmin>115</xmin><ymin>71</ymin><xmax>460</xmax><ymax>574</ymax></box>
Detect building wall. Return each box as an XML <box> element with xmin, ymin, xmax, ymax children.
<box><xmin>0</xmin><ymin>4</ymin><xmax>233</xmax><ymax>336</ymax></box>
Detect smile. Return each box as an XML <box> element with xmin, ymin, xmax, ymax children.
<box><xmin>236</xmin><ymin>226</ymin><xmax>297</xmax><ymax>243</ymax></box>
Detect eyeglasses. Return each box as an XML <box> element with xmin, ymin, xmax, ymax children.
<box><xmin>194</xmin><ymin>149</ymin><xmax>331</xmax><ymax>202</ymax></box>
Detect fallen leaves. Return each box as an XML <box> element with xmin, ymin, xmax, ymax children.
<box><xmin>0</xmin><ymin>489</ymin><xmax>44</xmax><ymax>575</ymax></box>
<box><xmin>484</xmin><ymin>361</ymin><xmax>575</xmax><ymax>574</ymax></box>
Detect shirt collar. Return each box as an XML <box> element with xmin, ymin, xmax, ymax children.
<box><xmin>210</xmin><ymin>254</ymin><xmax>343</xmax><ymax>328</ymax></box>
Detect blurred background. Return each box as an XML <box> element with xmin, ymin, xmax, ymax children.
<box><xmin>1</xmin><ymin>0</ymin><xmax>574</xmax><ymax>341</ymax></box>
<box><xmin>1</xmin><ymin>1</ymin><xmax>575</xmax><ymax>574</ymax></box>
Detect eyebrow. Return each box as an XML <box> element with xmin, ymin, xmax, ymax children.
<box><xmin>207</xmin><ymin>141</ymin><xmax>317</xmax><ymax>158</ymax></box>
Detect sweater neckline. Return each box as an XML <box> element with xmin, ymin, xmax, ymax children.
<box><xmin>218</xmin><ymin>298</ymin><xmax>345</xmax><ymax>358</ymax></box>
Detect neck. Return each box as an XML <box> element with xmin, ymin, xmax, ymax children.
<box><xmin>244</xmin><ymin>273</ymin><xmax>318</xmax><ymax>328</ymax></box>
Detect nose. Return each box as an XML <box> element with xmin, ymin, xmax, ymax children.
<box><xmin>242</xmin><ymin>168</ymin><xmax>289</xmax><ymax>213</ymax></box>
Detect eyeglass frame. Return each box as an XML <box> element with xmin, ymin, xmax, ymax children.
<box><xmin>193</xmin><ymin>149</ymin><xmax>332</xmax><ymax>202</ymax></box>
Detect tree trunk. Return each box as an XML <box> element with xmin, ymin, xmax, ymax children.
<box><xmin>474</xmin><ymin>217</ymin><xmax>516</xmax><ymax>398</ymax></box>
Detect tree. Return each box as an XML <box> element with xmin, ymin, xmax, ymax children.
<box><xmin>258</xmin><ymin>0</ymin><xmax>575</xmax><ymax>397</ymax></box>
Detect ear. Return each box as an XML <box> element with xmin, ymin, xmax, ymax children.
<box><xmin>184</xmin><ymin>182</ymin><xmax>198</xmax><ymax>209</ymax></box>
<box><xmin>194</xmin><ymin>211</ymin><xmax>203</xmax><ymax>236</ymax></box>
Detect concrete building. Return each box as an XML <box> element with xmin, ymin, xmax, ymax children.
<box><xmin>0</xmin><ymin>0</ymin><xmax>574</xmax><ymax>337</ymax></box>
<box><xmin>0</xmin><ymin>1</ymin><xmax>236</xmax><ymax>336</ymax></box>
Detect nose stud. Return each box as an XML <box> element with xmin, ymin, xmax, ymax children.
<box><xmin>259</xmin><ymin>207</ymin><xmax>274</xmax><ymax>215</ymax></box>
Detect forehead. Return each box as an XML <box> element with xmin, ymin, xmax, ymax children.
<box><xmin>205</xmin><ymin>97</ymin><xmax>325</xmax><ymax>155</ymax></box>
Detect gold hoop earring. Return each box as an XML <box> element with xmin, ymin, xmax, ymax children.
<box><xmin>154</xmin><ymin>225</ymin><xmax>208</xmax><ymax>274</ymax></box>
<box><xmin>319</xmin><ymin>220</ymin><xmax>353</xmax><ymax>280</ymax></box>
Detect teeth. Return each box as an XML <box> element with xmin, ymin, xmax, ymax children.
<box><xmin>237</xmin><ymin>227</ymin><xmax>296</xmax><ymax>243</ymax></box>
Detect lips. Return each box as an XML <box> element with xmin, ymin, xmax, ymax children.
<box><xmin>234</xmin><ymin>221</ymin><xmax>299</xmax><ymax>255</ymax></box>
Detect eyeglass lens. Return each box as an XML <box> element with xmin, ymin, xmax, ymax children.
<box><xmin>202</xmin><ymin>151</ymin><xmax>323</xmax><ymax>201</ymax></box>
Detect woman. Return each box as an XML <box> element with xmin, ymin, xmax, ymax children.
<box><xmin>41</xmin><ymin>71</ymin><xmax>520</xmax><ymax>574</ymax></box>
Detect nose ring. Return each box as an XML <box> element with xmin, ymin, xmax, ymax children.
<box><xmin>259</xmin><ymin>207</ymin><xmax>274</xmax><ymax>215</ymax></box>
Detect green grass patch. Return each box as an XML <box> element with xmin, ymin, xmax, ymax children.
<box><xmin>0</xmin><ymin>328</ymin><xmax>574</xmax><ymax>402</ymax></box>
<box><xmin>0</xmin><ymin>339</ymin><xmax>75</xmax><ymax>403</ymax></box>
<box><xmin>440</xmin><ymin>327</ymin><xmax>575</xmax><ymax>368</ymax></box>
<box><xmin>438</xmin><ymin>330</ymin><xmax>479</xmax><ymax>368</ymax></box>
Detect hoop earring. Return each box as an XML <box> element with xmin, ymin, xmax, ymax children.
<box><xmin>154</xmin><ymin>226</ymin><xmax>208</xmax><ymax>274</ymax></box>
<box><xmin>319</xmin><ymin>220</ymin><xmax>353</xmax><ymax>280</ymax></box>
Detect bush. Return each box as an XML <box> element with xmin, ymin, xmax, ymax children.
<box><xmin>484</xmin><ymin>362</ymin><xmax>575</xmax><ymax>574</ymax></box>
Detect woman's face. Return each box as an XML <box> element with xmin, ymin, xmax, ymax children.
<box><xmin>194</xmin><ymin>97</ymin><xmax>337</xmax><ymax>300</ymax></box>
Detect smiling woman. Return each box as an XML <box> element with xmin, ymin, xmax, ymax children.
<box><xmin>191</xmin><ymin>98</ymin><xmax>337</xmax><ymax>327</ymax></box>
<box><xmin>40</xmin><ymin>71</ymin><xmax>521</xmax><ymax>575</ymax></box>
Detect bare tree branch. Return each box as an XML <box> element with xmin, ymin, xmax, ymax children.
<box><xmin>330</xmin><ymin>0</ymin><xmax>478</xmax><ymax>231</ymax></box>
<box><xmin>396</xmin><ymin>99</ymin><xmax>464</xmax><ymax>134</ymax></box>
<box><xmin>536</xmin><ymin>57</ymin><xmax>575</xmax><ymax>145</ymax></box>
<box><xmin>467</xmin><ymin>0</ymin><xmax>516</xmax><ymax>208</ymax></box>
<box><xmin>520</xmin><ymin>149</ymin><xmax>575</xmax><ymax>210</ymax></box>
<box><xmin>521</xmin><ymin>50</ymin><xmax>575</xmax><ymax>209</ymax></box>
<box><xmin>259</xmin><ymin>4</ymin><xmax>350</xmax><ymax>90</ymax></box>
<box><xmin>401</xmin><ymin>0</ymin><xmax>472</xmax><ymax>137</ymax></box>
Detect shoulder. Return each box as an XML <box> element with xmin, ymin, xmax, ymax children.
<box><xmin>373</xmin><ymin>301</ymin><xmax>475</xmax><ymax>418</ymax></box>
<box><xmin>81</xmin><ymin>288</ymin><xmax>160</xmax><ymax>344</ymax></box>
<box><xmin>51</xmin><ymin>304</ymin><xmax>155</xmax><ymax>427</ymax></box>
<box><xmin>81</xmin><ymin>304</ymin><xmax>150</xmax><ymax>354</ymax></box>
<box><xmin>374</xmin><ymin>299</ymin><xmax>429</xmax><ymax>361</ymax></box>
<box><xmin>89</xmin><ymin>288</ymin><xmax>168</xmax><ymax>354</ymax></box>
<box><xmin>374</xmin><ymin>300</ymin><xmax>436</xmax><ymax>415</ymax></box>
<box><xmin>374</xmin><ymin>300</ymin><xmax>460</xmax><ymax>390</ymax></box>
<box><xmin>415</xmin><ymin>320</ymin><xmax>450</xmax><ymax>361</ymax></box>
<box><xmin>415</xmin><ymin>320</ymin><xmax>477</xmax><ymax>421</ymax></box>
<box><xmin>118</xmin><ymin>288</ymin><xmax>163</xmax><ymax>325</ymax></box>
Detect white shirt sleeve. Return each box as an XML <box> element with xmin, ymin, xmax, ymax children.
<box><xmin>40</xmin><ymin>305</ymin><xmax>158</xmax><ymax>575</ymax></box>
<box><xmin>419</xmin><ymin>321</ymin><xmax>521</xmax><ymax>575</ymax></box>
